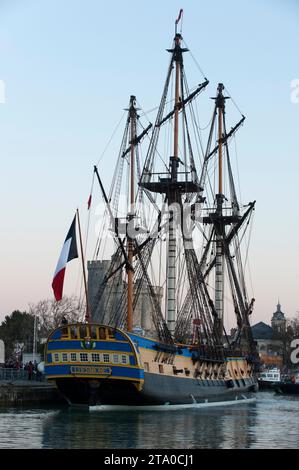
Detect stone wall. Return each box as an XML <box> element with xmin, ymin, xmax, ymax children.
<box><xmin>0</xmin><ymin>381</ymin><xmax>66</xmax><ymax>406</ymax></box>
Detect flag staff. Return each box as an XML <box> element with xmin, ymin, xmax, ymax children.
<box><xmin>76</xmin><ymin>208</ymin><xmax>91</xmax><ymax>323</ymax></box>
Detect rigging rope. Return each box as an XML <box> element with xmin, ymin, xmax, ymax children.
<box><xmin>96</xmin><ymin>111</ymin><xmax>126</xmax><ymax>167</ymax></box>
<box><xmin>223</xmin><ymin>84</ymin><xmax>244</xmax><ymax>117</ymax></box>
<box><xmin>182</xmin><ymin>39</ymin><xmax>207</xmax><ymax>81</ymax></box>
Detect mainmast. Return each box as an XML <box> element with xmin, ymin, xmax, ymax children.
<box><xmin>140</xmin><ymin>16</ymin><xmax>205</xmax><ymax>339</ymax></box>
<box><xmin>166</xmin><ymin>32</ymin><xmax>183</xmax><ymax>335</ymax></box>
<box><xmin>127</xmin><ymin>95</ymin><xmax>137</xmax><ymax>332</ymax></box>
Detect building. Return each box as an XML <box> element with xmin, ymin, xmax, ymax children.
<box><xmin>271</xmin><ymin>302</ymin><xmax>287</xmax><ymax>335</ymax></box>
<box><xmin>251</xmin><ymin>302</ymin><xmax>287</xmax><ymax>368</ymax></box>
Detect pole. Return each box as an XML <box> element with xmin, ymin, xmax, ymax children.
<box><xmin>33</xmin><ymin>315</ymin><xmax>37</xmax><ymax>360</ymax></box>
<box><xmin>215</xmin><ymin>83</ymin><xmax>225</xmax><ymax>337</ymax></box>
<box><xmin>167</xmin><ymin>34</ymin><xmax>182</xmax><ymax>335</ymax></box>
<box><xmin>76</xmin><ymin>208</ymin><xmax>91</xmax><ymax>323</ymax></box>
<box><xmin>127</xmin><ymin>96</ymin><xmax>137</xmax><ymax>332</ymax></box>
<box><xmin>218</xmin><ymin>100</ymin><xmax>223</xmax><ymax>195</ymax></box>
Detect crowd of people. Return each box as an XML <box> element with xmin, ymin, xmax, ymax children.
<box><xmin>1</xmin><ymin>358</ymin><xmax>43</xmax><ymax>381</ymax></box>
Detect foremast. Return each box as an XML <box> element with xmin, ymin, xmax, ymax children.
<box><xmin>201</xmin><ymin>83</ymin><xmax>257</xmax><ymax>354</ymax></box>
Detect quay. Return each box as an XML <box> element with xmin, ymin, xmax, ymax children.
<box><xmin>0</xmin><ymin>368</ymin><xmax>66</xmax><ymax>406</ymax></box>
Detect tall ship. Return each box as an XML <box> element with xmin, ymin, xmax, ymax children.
<box><xmin>44</xmin><ymin>13</ymin><xmax>259</xmax><ymax>407</ymax></box>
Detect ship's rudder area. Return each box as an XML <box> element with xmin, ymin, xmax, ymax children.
<box><xmin>44</xmin><ymin>324</ymin><xmax>145</xmax><ymax>405</ymax></box>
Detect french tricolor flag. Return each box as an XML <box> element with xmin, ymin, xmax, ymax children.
<box><xmin>52</xmin><ymin>215</ymin><xmax>78</xmax><ymax>301</ymax></box>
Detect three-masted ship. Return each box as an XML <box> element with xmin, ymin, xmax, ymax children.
<box><xmin>44</xmin><ymin>14</ymin><xmax>259</xmax><ymax>407</ymax></box>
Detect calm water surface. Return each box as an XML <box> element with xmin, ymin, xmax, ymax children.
<box><xmin>0</xmin><ymin>392</ymin><xmax>298</xmax><ymax>449</ymax></box>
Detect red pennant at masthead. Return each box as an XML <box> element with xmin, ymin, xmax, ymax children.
<box><xmin>175</xmin><ymin>9</ymin><xmax>183</xmax><ymax>24</ymax></box>
<box><xmin>52</xmin><ymin>215</ymin><xmax>78</xmax><ymax>301</ymax></box>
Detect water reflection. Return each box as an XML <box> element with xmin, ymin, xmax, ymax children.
<box><xmin>0</xmin><ymin>393</ymin><xmax>298</xmax><ymax>449</ymax></box>
<box><xmin>41</xmin><ymin>402</ymin><xmax>257</xmax><ymax>449</ymax></box>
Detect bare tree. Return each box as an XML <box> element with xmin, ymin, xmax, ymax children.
<box><xmin>29</xmin><ymin>296</ymin><xmax>85</xmax><ymax>340</ymax></box>
<box><xmin>286</xmin><ymin>313</ymin><xmax>299</xmax><ymax>340</ymax></box>
<box><xmin>278</xmin><ymin>313</ymin><xmax>299</xmax><ymax>367</ymax></box>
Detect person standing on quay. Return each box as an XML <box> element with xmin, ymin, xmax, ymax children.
<box><xmin>27</xmin><ymin>361</ymin><xmax>33</xmax><ymax>380</ymax></box>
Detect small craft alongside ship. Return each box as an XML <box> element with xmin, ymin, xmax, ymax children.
<box><xmin>257</xmin><ymin>368</ymin><xmax>281</xmax><ymax>390</ymax></box>
<box><xmin>44</xmin><ymin>12</ymin><xmax>259</xmax><ymax>407</ymax></box>
<box><xmin>274</xmin><ymin>371</ymin><xmax>299</xmax><ymax>395</ymax></box>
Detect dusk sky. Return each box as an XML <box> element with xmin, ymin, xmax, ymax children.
<box><xmin>0</xmin><ymin>0</ymin><xmax>298</xmax><ymax>327</ymax></box>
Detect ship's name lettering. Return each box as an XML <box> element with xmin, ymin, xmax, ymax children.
<box><xmin>70</xmin><ymin>366</ymin><xmax>111</xmax><ymax>375</ymax></box>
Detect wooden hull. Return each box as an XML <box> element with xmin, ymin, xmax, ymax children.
<box><xmin>44</xmin><ymin>323</ymin><xmax>257</xmax><ymax>407</ymax></box>
<box><xmin>54</xmin><ymin>373</ymin><xmax>256</xmax><ymax>406</ymax></box>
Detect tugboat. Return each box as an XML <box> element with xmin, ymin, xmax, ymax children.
<box><xmin>274</xmin><ymin>371</ymin><xmax>299</xmax><ymax>395</ymax></box>
<box><xmin>44</xmin><ymin>11</ymin><xmax>259</xmax><ymax>407</ymax></box>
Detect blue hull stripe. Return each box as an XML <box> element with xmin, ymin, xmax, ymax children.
<box><xmin>47</xmin><ymin>340</ymin><xmax>133</xmax><ymax>352</ymax></box>
<box><xmin>128</xmin><ymin>333</ymin><xmax>193</xmax><ymax>358</ymax></box>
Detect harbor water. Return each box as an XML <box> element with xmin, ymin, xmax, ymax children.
<box><xmin>0</xmin><ymin>392</ymin><xmax>298</xmax><ymax>449</ymax></box>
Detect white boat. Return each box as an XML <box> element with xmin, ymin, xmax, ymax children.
<box><xmin>258</xmin><ymin>368</ymin><xmax>281</xmax><ymax>390</ymax></box>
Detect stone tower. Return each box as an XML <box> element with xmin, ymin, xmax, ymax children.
<box><xmin>87</xmin><ymin>258</ymin><xmax>163</xmax><ymax>336</ymax></box>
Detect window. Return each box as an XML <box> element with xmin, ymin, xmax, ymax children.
<box><xmin>88</xmin><ymin>325</ymin><xmax>96</xmax><ymax>339</ymax></box>
<box><xmin>107</xmin><ymin>328</ymin><xmax>115</xmax><ymax>339</ymax></box>
<box><xmin>113</xmin><ymin>355</ymin><xmax>119</xmax><ymax>364</ymax></box>
<box><xmin>79</xmin><ymin>325</ymin><xmax>87</xmax><ymax>339</ymax></box>
<box><xmin>159</xmin><ymin>364</ymin><xmax>164</xmax><ymax>374</ymax></box>
<box><xmin>62</xmin><ymin>353</ymin><xmax>68</xmax><ymax>362</ymax></box>
<box><xmin>70</xmin><ymin>326</ymin><xmax>77</xmax><ymax>339</ymax></box>
<box><xmin>80</xmin><ymin>353</ymin><xmax>88</xmax><ymax>362</ymax></box>
<box><xmin>103</xmin><ymin>354</ymin><xmax>110</xmax><ymax>363</ymax></box>
<box><xmin>99</xmin><ymin>327</ymin><xmax>106</xmax><ymax>340</ymax></box>
<box><xmin>121</xmin><ymin>355</ymin><xmax>128</xmax><ymax>364</ymax></box>
<box><xmin>61</xmin><ymin>327</ymin><xmax>69</xmax><ymax>338</ymax></box>
<box><xmin>92</xmin><ymin>353</ymin><xmax>100</xmax><ymax>362</ymax></box>
<box><xmin>70</xmin><ymin>353</ymin><xmax>77</xmax><ymax>362</ymax></box>
<box><xmin>53</xmin><ymin>353</ymin><xmax>59</xmax><ymax>362</ymax></box>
